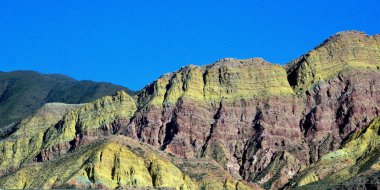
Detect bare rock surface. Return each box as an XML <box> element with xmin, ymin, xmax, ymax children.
<box><xmin>1</xmin><ymin>31</ymin><xmax>380</xmax><ymax>189</ymax></box>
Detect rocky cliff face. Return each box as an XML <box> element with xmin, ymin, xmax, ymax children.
<box><xmin>0</xmin><ymin>103</ymin><xmax>81</xmax><ymax>175</ymax></box>
<box><xmin>0</xmin><ymin>136</ymin><xmax>256</xmax><ymax>189</ymax></box>
<box><xmin>121</xmin><ymin>31</ymin><xmax>380</xmax><ymax>188</ymax></box>
<box><xmin>292</xmin><ymin>116</ymin><xmax>380</xmax><ymax>189</ymax></box>
<box><xmin>0</xmin><ymin>30</ymin><xmax>379</xmax><ymax>189</ymax></box>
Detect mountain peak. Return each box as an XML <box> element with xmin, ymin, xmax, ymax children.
<box><xmin>286</xmin><ymin>30</ymin><xmax>380</xmax><ymax>91</ymax></box>
<box><xmin>0</xmin><ymin>71</ymin><xmax>134</xmax><ymax>127</ymax></box>
<box><xmin>315</xmin><ymin>30</ymin><xmax>368</xmax><ymax>49</ymax></box>
<box><xmin>210</xmin><ymin>57</ymin><xmax>272</xmax><ymax>68</ymax></box>
<box><xmin>332</xmin><ymin>30</ymin><xmax>367</xmax><ymax>38</ymax></box>
<box><xmin>2</xmin><ymin>31</ymin><xmax>380</xmax><ymax>189</ymax></box>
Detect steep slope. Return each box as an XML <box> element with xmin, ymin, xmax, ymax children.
<box><xmin>0</xmin><ymin>91</ymin><xmax>136</xmax><ymax>175</ymax></box>
<box><xmin>0</xmin><ymin>30</ymin><xmax>380</xmax><ymax>189</ymax></box>
<box><xmin>121</xmin><ymin>58</ymin><xmax>303</xmax><ymax>189</ymax></box>
<box><xmin>0</xmin><ymin>102</ymin><xmax>80</xmax><ymax>174</ymax></box>
<box><xmin>0</xmin><ymin>90</ymin><xmax>258</xmax><ymax>189</ymax></box>
<box><xmin>0</xmin><ymin>137</ymin><xmax>198</xmax><ymax>189</ymax></box>
<box><xmin>120</xmin><ymin>30</ymin><xmax>380</xmax><ymax>189</ymax></box>
<box><xmin>39</xmin><ymin>91</ymin><xmax>137</xmax><ymax>161</ymax></box>
<box><xmin>291</xmin><ymin>117</ymin><xmax>380</xmax><ymax>189</ymax></box>
<box><xmin>0</xmin><ymin>70</ymin><xmax>134</xmax><ymax>127</ymax></box>
<box><xmin>286</xmin><ymin>30</ymin><xmax>380</xmax><ymax>92</ymax></box>
<box><xmin>1</xmin><ymin>136</ymin><xmax>258</xmax><ymax>190</ymax></box>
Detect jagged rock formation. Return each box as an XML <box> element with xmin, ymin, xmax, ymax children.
<box><xmin>0</xmin><ymin>103</ymin><xmax>81</xmax><ymax>175</ymax></box>
<box><xmin>0</xmin><ymin>137</ymin><xmax>256</xmax><ymax>189</ymax></box>
<box><xmin>0</xmin><ymin>70</ymin><xmax>134</xmax><ymax>127</ymax></box>
<box><xmin>121</xmin><ymin>31</ymin><xmax>380</xmax><ymax>189</ymax></box>
<box><xmin>0</xmin><ymin>30</ymin><xmax>379</xmax><ymax>189</ymax></box>
<box><xmin>291</xmin><ymin>117</ymin><xmax>380</xmax><ymax>189</ymax></box>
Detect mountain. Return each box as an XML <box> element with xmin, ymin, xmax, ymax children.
<box><xmin>0</xmin><ymin>92</ymin><xmax>258</xmax><ymax>189</ymax></box>
<box><xmin>0</xmin><ymin>30</ymin><xmax>379</xmax><ymax>189</ymax></box>
<box><xmin>291</xmin><ymin>117</ymin><xmax>380</xmax><ymax>189</ymax></box>
<box><xmin>0</xmin><ymin>70</ymin><xmax>135</xmax><ymax>127</ymax></box>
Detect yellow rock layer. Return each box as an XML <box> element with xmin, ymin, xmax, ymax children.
<box><xmin>0</xmin><ymin>103</ymin><xmax>79</xmax><ymax>173</ymax></box>
<box><xmin>138</xmin><ymin>58</ymin><xmax>295</xmax><ymax>109</ymax></box>
<box><xmin>0</xmin><ymin>136</ymin><xmax>254</xmax><ymax>190</ymax></box>
<box><xmin>297</xmin><ymin>117</ymin><xmax>380</xmax><ymax>187</ymax></box>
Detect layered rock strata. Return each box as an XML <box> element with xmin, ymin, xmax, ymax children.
<box><xmin>0</xmin><ymin>31</ymin><xmax>379</xmax><ymax>189</ymax></box>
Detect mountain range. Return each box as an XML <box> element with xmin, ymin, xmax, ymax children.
<box><xmin>0</xmin><ymin>70</ymin><xmax>134</xmax><ymax>127</ymax></box>
<box><xmin>0</xmin><ymin>30</ymin><xmax>379</xmax><ymax>189</ymax></box>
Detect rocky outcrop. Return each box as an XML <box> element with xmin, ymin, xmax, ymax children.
<box><xmin>0</xmin><ymin>103</ymin><xmax>80</xmax><ymax>175</ymax></box>
<box><xmin>39</xmin><ymin>91</ymin><xmax>137</xmax><ymax>161</ymax></box>
<box><xmin>0</xmin><ymin>91</ymin><xmax>136</xmax><ymax>176</ymax></box>
<box><xmin>0</xmin><ymin>30</ymin><xmax>380</xmax><ymax>189</ymax></box>
<box><xmin>119</xmin><ymin>31</ymin><xmax>380</xmax><ymax>189</ymax></box>
<box><xmin>286</xmin><ymin>30</ymin><xmax>380</xmax><ymax>92</ymax></box>
<box><xmin>290</xmin><ymin>116</ymin><xmax>380</xmax><ymax>189</ymax></box>
<box><xmin>0</xmin><ymin>136</ymin><xmax>256</xmax><ymax>190</ymax></box>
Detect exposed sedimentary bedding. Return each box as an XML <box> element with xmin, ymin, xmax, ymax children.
<box><xmin>0</xmin><ymin>136</ymin><xmax>256</xmax><ymax>190</ymax></box>
<box><xmin>292</xmin><ymin>117</ymin><xmax>380</xmax><ymax>189</ymax></box>
<box><xmin>0</xmin><ymin>30</ymin><xmax>380</xmax><ymax>189</ymax></box>
<box><xmin>0</xmin><ymin>103</ymin><xmax>80</xmax><ymax>175</ymax></box>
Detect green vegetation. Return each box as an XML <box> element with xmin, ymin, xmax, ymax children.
<box><xmin>0</xmin><ymin>70</ymin><xmax>134</xmax><ymax>127</ymax></box>
<box><xmin>0</xmin><ymin>91</ymin><xmax>136</xmax><ymax>175</ymax></box>
<box><xmin>0</xmin><ymin>89</ymin><xmax>253</xmax><ymax>189</ymax></box>
<box><xmin>1</xmin><ymin>31</ymin><xmax>380</xmax><ymax>189</ymax></box>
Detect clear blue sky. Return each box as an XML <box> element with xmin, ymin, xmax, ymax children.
<box><xmin>1</xmin><ymin>0</ymin><xmax>379</xmax><ymax>91</ymax></box>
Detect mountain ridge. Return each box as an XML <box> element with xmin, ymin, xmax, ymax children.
<box><xmin>0</xmin><ymin>70</ymin><xmax>135</xmax><ymax>127</ymax></box>
<box><xmin>0</xmin><ymin>30</ymin><xmax>380</xmax><ymax>189</ymax></box>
